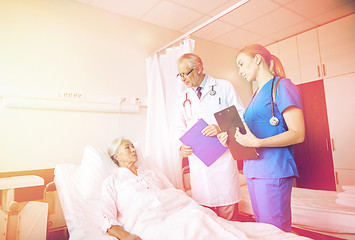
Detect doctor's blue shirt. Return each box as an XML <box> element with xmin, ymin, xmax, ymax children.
<box><xmin>243</xmin><ymin>77</ymin><xmax>301</xmax><ymax>179</ymax></box>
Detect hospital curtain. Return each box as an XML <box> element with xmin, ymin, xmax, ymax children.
<box><xmin>145</xmin><ymin>39</ymin><xmax>195</xmax><ymax>189</ymax></box>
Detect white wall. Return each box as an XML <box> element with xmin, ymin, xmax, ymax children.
<box><xmin>194</xmin><ymin>40</ymin><xmax>251</xmax><ymax>106</ymax></box>
<box><xmin>0</xmin><ymin>0</ymin><xmax>251</xmax><ymax>172</ymax></box>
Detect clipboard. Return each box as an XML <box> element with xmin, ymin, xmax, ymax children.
<box><xmin>214</xmin><ymin>105</ymin><xmax>259</xmax><ymax>160</ymax></box>
<box><xmin>179</xmin><ymin>118</ymin><xmax>228</xmax><ymax>167</ymax></box>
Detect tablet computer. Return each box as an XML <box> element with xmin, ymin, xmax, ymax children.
<box><xmin>214</xmin><ymin>105</ymin><xmax>259</xmax><ymax>160</ymax></box>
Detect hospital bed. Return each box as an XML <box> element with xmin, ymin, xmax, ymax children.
<box><xmin>238</xmin><ymin>174</ymin><xmax>355</xmax><ymax>240</ymax></box>
<box><xmin>47</xmin><ymin>145</ymin><xmax>311</xmax><ymax>240</ymax></box>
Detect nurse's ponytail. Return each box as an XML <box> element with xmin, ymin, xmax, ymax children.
<box><xmin>270</xmin><ymin>55</ymin><xmax>286</xmax><ymax>78</ymax></box>
<box><xmin>237</xmin><ymin>44</ymin><xmax>286</xmax><ymax>78</ymax></box>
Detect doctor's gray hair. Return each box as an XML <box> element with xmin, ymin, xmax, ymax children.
<box><xmin>177</xmin><ymin>53</ymin><xmax>204</xmax><ymax>71</ymax></box>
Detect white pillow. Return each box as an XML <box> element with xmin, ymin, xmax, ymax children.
<box><xmin>79</xmin><ymin>146</ymin><xmax>117</xmax><ymax>200</ymax></box>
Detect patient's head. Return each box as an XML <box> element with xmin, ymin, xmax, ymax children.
<box><xmin>108</xmin><ymin>137</ymin><xmax>138</xmax><ymax>168</ymax></box>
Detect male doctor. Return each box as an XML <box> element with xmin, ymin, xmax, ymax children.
<box><xmin>176</xmin><ymin>53</ymin><xmax>245</xmax><ymax>220</ymax></box>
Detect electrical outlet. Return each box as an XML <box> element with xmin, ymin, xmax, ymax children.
<box><xmin>124</xmin><ymin>96</ymin><xmax>140</xmax><ymax>105</ymax></box>
<box><xmin>58</xmin><ymin>91</ymin><xmax>85</xmax><ymax>101</ymax></box>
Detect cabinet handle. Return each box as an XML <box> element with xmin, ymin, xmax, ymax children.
<box><xmin>325</xmin><ymin>138</ymin><xmax>329</xmax><ymax>151</ymax></box>
<box><xmin>317</xmin><ymin>65</ymin><xmax>321</xmax><ymax>78</ymax></box>
<box><xmin>331</xmin><ymin>138</ymin><xmax>335</xmax><ymax>151</ymax></box>
<box><xmin>322</xmin><ymin>64</ymin><xmax>326</xmax><ymax>77</ymax></box>
<box><xmin>335</xmin><ymin>171</ymin><xmax>339</xmax><ymax>185</ymax></box>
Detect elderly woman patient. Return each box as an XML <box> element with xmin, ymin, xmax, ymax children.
<box><xmin>101</xmin><ymin>137</ymin><xmax>309</xmax><ymax>240</ymax></box>
<box><xmin>102</xmin><ymin>137</ymin><xmax>224</xmax><ymax>240</ymax></box>
<box><xmin>102</xmin><ymin>137</ymin><xmax>227</xmax><ymax>240</ymax></box>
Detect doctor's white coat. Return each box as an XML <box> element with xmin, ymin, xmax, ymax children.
<box><xmin>176</xmin><ymin>75</ymin><xmax>245</xmax><ymax>207</ymax></box>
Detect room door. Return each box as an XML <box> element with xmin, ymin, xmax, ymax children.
<box><xmin>294</xmin><ymin>79</ymin><xmax>336</xmax><ymax>191</ymax></box>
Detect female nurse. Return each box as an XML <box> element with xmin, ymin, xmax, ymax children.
<box><xmin>218</xmin><ymin>44</ymin><xmax>305</xmax><ymax>232</ymax></box>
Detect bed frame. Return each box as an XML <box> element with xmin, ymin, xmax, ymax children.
<box><xmin>237</xmin><ymin>212</ymin><xmax>354</xmax><ymax>240</ymax></box>
<box><xmin>238</xmin><ymin>184</ymin><xmax>355</xmax><ymax>240</ymax></box>
<box><xmin>43</xmin><ymin>181</ymin><xmax>69</xmax><ymax>240</ymax></box>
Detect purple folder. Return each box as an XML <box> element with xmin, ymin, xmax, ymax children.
<box><xmin>179</xmin><ymin>118</ymin><xmax>228</xmax><ymax>167</ymax></box>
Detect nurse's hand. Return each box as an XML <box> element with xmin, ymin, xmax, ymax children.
<box><xmin>217</xmin><ymin>132</ymin><xmax>228</xmax><ymax>147</ymax></box>
<box><xmin>202</xmin><ymin>124</ymin><xmax>221</xmax><ymax>137</ymax></box>
<box><xmin>180</xmin><ymin>144</ymin><xmax>193</xmax><ymax>158</ymax></box>
<box><xmin>234</xmin><ymin>124</ymin><xmax>260</xmax><ymax>147</ymax></box>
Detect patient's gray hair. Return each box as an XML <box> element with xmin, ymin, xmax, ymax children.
<box><xmin>108</xmin><ymin>136</ymin><xmax>125</xmax><ymax>158</ymax></box>
<box><xmin>177</xmin><ymin>53</ymin><xmax>203</xmax><ymax>71</ymax></box>
<box><xmin>108</xmin><ymin>137</ymin><xmax>125</xmax><ymax>167</ymax></box>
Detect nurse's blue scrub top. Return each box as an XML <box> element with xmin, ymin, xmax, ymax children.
<box><xmin>243</xmin><ymin>77</ymin><xmax>301</xmax><ymax>179</ymax></box>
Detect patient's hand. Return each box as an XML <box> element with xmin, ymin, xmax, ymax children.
<box><xmin>124</xmin><ymin>234</ymin><xmax>142</xmax><ymax>240</ymax></box>
<box><xmin>108</xmin><ymin>225</ymin><xmax>142</xmax><ymax>240</ymax></box>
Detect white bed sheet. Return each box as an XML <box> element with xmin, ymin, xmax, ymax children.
<box><xmin>54</xmin><ymin>163</ymin><xmax>312</xmax><ymax>240</ymax></box>
<box><xmin>239</xmin><ymin>182</ymin><xmax>355</xmax><ymax>234</ymax></box>
<box><xmin>54</xmin><ymin>164</ymin><xmax>116</xmax><ymax>240</ymax></box>
<box><xmin>54</xmin><ymin>145</ymin><xmax>312</xmax><ymax>240</ymax></box>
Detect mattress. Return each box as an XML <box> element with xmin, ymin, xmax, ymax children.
<box><xmin>239</xmin><ymin>184</ymin><xmax>355</xmax><ymax>234</ymax></box>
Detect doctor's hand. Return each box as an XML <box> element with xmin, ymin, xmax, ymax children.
<box><xmin>180</xmin><ymin>144</ymin><xmax>193</xmax><ymax>158</ymax></box>
<box><xmin>202</xmin><ymin>124</ymin><xmax>221</xmax><ymax>137</ymax></box>
<box><xmin>234</xmin><ymin>124</ymin><xmax>260</xmax><ymax>148</ymax></box>
<box><xmin>217</xmin><ymin>132</ymin><xmax>228</xmax><ymax>147</ymax></box>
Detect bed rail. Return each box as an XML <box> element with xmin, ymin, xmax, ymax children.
<box><xmin>43</xmin><ymin>181</ymin><xmax>69</xmax><ymax>239</ymax></box>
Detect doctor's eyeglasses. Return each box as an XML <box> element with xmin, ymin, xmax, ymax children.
<box><xmin>176</xmin><ymin>68</ymin><xmax>195</xmax><ymax>78</ymax></box>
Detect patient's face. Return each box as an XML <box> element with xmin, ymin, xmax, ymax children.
<box><xmin>117</xmin><ymin>140</ymin><xmax>138</xmax><ymax>166</ymax></box>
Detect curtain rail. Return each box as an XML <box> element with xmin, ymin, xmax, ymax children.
<box><xmin>154</xmin><ymin>0</ymin><xmax>250</xmax><ymax>54</ymax></box>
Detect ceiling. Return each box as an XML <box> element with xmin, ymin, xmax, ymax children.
<box><xmin>75</xmin><ymin>0</ymin><xmax>355</xmax><ymax>50</ymax></box>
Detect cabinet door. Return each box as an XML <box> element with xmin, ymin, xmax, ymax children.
<box><xmin>278</xmin><ymin>36</ymin><xmax>301</xmax><ymax>85</ymax></box>
<box><xmin>294</xmin><ymin>80</ymin><xmax>335</xmax><ymax>191</ymax></box>
<box><xmin>324</xmin><ymin>73</ymin><xmax>355</xmax><ymax>170</ymax></box>
<box><xmin>318</xmin><ymin>14</ymin><xmax>355</xmax><ymax>78</ymax></box>
<box><xmin>297</xmin><ymin>29</ymin><xmax>323</xmax><ymax>83</ymax></box>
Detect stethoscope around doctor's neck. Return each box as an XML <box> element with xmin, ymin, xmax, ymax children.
<box><xmin>183</xmin><ymin>86</ymin><xmax>216</xmax><ymax>119</ymax></box>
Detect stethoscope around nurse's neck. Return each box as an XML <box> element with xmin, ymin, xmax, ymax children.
<box><xmin>270</xmin><ymin>76</ymin><xmax>280</xmax><ymax>126</ymax></box>
<box><xmin>247</xmin><ymin>76</ymin><xmax>280</xmax><ymax>126</ymax></box>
